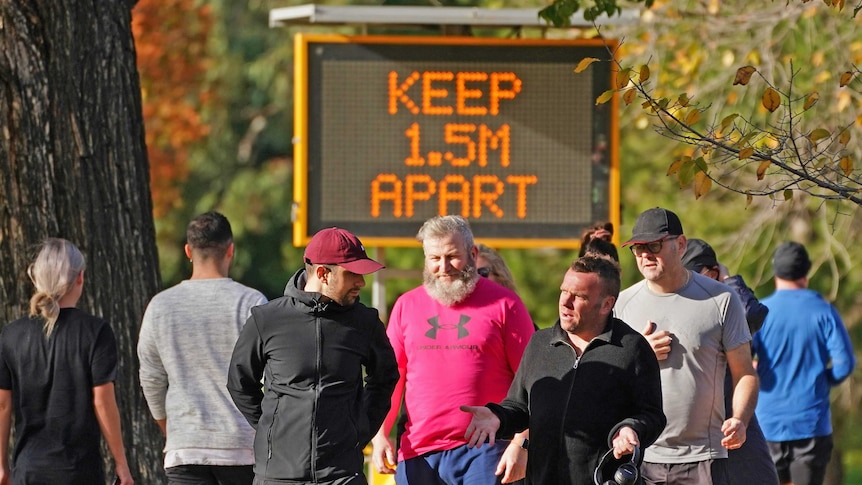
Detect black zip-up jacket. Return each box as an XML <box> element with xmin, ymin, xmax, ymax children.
<box><xmin>227</xmin><ymin>269</ymin><xmax>399</xmax><ymax>483</ymax></box>
<box><xmin>487</xmin><ymin>317</ymin><xmax>665</xmax><ymax>485</ymax></box>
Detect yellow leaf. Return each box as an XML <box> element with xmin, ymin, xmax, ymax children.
<box><xmin>677</xmin><ymin>93</ymin><xmax>690</xmax><ymax>107</ymax></box>
<box><xmin>808</xmin><ymin>128</ymin><xmax>831</xmax><ymax>143</ymax></box>
<box><xmin>784</xmin><ymin>189</ymin><xmax>793</xmax><ymax>201</ymax></box>
<box><xmin>756</xmin><ymin>160</ymin><xmax>771</xmax><ymax>180</ymax></box>
<box><xmin>761</xmin><ymin>87</ymin><xmax>780</xmax><ymax>112</ymax></box>
<box><xmin>694</xmin><ymin>171</ymin><xmax>712</xmax><ymax>199</ymax></box>
<box><xmin>616</xmin><ymin>68</ymin><xmax>631</xmax><ymax>90</ymax></box>
<box><xmin>734</xmin><ymin>66</ymin><xmax>757</xmax><ymax>85</ymax></box>
<box><xmin>623</xmin><ymin>89</ymin><xmax>637</xmax><ymax>105</ymax></box>
<box><xmin>739</xmin><ymin>147</ymin><xmax>754</xmax><ymax>159</ymax></box>
<box><xmin>839</xmin><ymin>130</ymin><xmax>851</xmax><ymax>145</ymax></box>
<box><xmin>574</xmin><ymin>57</ymin><xmax>600</xmax><ymax>73</ymax></box>
<box><xmin>839</xmin><ymin>71</ymin><xmax>854</xmax><ymax>87</ymax></box>
<box><xmin>638</xmin><ymin>65</ymin><xmax>651</xmax><ymax>83</ymax></box>
<box><xmin>685</xmin><ymin>108</ymin><xmax>701</xmax><ymax>125</ymax></box>
<box><xmin>596</xmin><ymin>89</ymin><xmax>615</xmax><ymax>105</ymax></box>
<box><xmin>840</xmin><ymin>156</ymin><xmax>853</xmax><ymax>176</ymax></box>
<box><xmin>667</xmin><ymin>157</ymin><xmax>691</xmax><ymax>175</ymax></box>
<box><xmin>803</xmin><ymin>92</ymin><xmax>820</xmax><ymax>110</ymax></box>
<box><xmin>721</xmin><ymin>113</ymin><xmax>739</xmax><ymax>132</ymax></box>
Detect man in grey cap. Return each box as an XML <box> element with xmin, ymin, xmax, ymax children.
<box><xmin>752</xmin><ymin>242</ymin><xmax>856</xmax><ymax>485</ymax></box>
<box><xmin>615</xmin><ymin>207</ymin><xmax>759</xmax><ymax>485</ymax></box>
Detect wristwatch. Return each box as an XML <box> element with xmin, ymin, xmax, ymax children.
<box><xmin>520</xmin><ymin>438</ymin><xmax>529</xmax><ymax>450</ymax></box>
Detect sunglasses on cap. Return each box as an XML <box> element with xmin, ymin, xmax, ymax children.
<box><xmin>477</xmin><ymin>267</ymin><xmax>491</xmax><ymax>278</ymax></box>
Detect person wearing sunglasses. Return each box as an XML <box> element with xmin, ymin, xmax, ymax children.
<box><xmin>476</xmin><ymin>243</ymin><xmax>518</xmax><ymax>292</ymax></box>
<box><xmin>615</xmin><ymin>208</ymin><xmax>759</xmax><ymax>485</ymax></box>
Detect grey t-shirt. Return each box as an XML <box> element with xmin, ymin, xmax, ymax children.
<box><xmin>615</xmin><ymin>271</ymin><xmax>751</xmax><ymax>463</ymax></box>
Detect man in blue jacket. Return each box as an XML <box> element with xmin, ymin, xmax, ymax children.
<box><xmin>227</xmin><ymin>227</ymin><xmax>399</xmax><ymax>485</ymax></box>
<box><xmin>753</xmin><ymin>241</ymin><xmax>856</xmax><ymax>485</ymax></box>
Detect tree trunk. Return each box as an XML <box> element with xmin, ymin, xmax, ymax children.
<box><xmin>0</xmin><ymin>0</ymin><xmax>163</xmax><ymax>482</ymax></box>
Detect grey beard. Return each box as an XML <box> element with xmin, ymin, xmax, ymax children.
<box><xmin>423</xmin><ymin>266</ymin><xmax>478</xmax><ymax>306</ymax></box>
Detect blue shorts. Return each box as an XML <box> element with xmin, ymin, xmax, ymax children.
<box><xmin>395</xmin><ymin>441</ymin><xmax>509</xmax><ymax>485</ymax></box>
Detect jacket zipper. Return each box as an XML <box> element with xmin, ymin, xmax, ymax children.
<box><xmin>311</xmin><ymin>314</ymin><xmax>322</xmax><ymax>482</ymax></box>
<box><xmin>557</xmin><ymin>344</ymin><xmax>581</xmax><ymax>454</ymax></box>
<box><xmin>266</xmin><ymin>398</ymin><xmax>280</xmax><ymax>474</ymax></box>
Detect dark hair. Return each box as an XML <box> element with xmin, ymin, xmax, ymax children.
<box><xmin>571</xmin><ymin>256</ymin><xmax>621</xmax><ymax>300</ymax></box>
<box><xmin>582</xmin><ymin>237</ymin><xmax>619</xmax><ymax>262</ymax></box>
<box><xmin>579</xmin><ymin>221</ymin><xmax>614</xmax><ymax>257</ymax></box>
<box><xmin>186</xmin><ymin>211</ymin><xmax>233</xmax><ymax>260</ymax></box>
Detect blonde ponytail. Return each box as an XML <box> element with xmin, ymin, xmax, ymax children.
<box><xmin>27</xmin><ymin>238</ymin><xmax>86</xmax><ymax>336</ymax></box>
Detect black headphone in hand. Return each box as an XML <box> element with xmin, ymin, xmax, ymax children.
<box><xmin>593</xmin><ymin>445</ymin><xmax>641</xmax><ymax>485</ymax></box>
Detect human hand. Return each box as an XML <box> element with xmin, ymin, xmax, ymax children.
<box><xmin>114</xmin><ymin>463</ymin><xmax>134</xmax><ymax>485</ymax></box>
<box><xmin>460</xmin><ymin>405</ymin><xmax>501</xmax><ymax>448</ymax></box>
<box><xmin>720</xmin><ymin>417</ymin><xmax>747</xmax><ymax>450</ymax></box>
<box><xmin>495</xmin><ymin>439</ymin><xmax>527</xmax><ymax>483</ymax></box>
<box><xmin>641</xmin><ymin>321</ymin><xmax>673</xmax><ymax>361</ymax></box>
<box><xmin>717</xmin><ymin>263</ymin><xmax>730</xmax><ymax>281</ymax></box>
<box><xmin>371</xmin><ymin>431</ymin><xmax>397</xmax><ymax>474</ymax></box>
<box><xmin>610</xmin><ymin>426</ymin><xmax>640</xmax><ymax>459</ymax></box>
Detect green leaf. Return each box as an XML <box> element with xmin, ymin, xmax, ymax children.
<box><xmin>667</xmin><ymin>156</ymin><xmax>692</xmax><ymax>175</ymax></box>
<box><xmin>783</xmin><ymin>189</ymin><xmax>793</xmax><ymax>200</ymax></box>
<box><xmin>720</xmin><ymin>113</ymin><xmax>739</xmax><ymax>132</ymax></box>
<box><xmin>808</xmin><ymin>128</ymin><xmax>831</xmax><ymax>143</ymax></box>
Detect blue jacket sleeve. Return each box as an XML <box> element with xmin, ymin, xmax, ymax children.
<box><xmin>825</xmin><ymin>305</ymin><xmax>856</xmax><ymax>386</ymax></box>
<box><xmin>723</xmin><ymin>275</ymin><xmax>769</xmax><ymax>334</ymax></box>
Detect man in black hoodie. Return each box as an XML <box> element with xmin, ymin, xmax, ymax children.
<box><xmin>461</xmin><ymin>256</ymin><xmax>665</xmax><ymax>485</ymax></box>
<box><xmin>227</xmin><ymin>227</ymin><xmax>399</xmax><ymax>485</ymax></box>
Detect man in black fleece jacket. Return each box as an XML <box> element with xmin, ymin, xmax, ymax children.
<box><xmin>461</xmin><ymin>257</ymin><xmax>665</xmax><ymax>485</ymax></box>
<box><xmin>227</xmin><ymin>227</ymin><xmax>399</xmax><ymax>484</ymax></box>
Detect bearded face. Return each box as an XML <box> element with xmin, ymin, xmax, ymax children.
<box><xmin>421</xmin><ymin>234</ymin><xmax>479</xmax><ymax>306</ymax></box>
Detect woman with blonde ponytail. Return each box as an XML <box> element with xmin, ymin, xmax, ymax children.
<box><xmin>0</xmin><ymin>238</ymin><xmax>134</xmax><ymax>484</ymax></box>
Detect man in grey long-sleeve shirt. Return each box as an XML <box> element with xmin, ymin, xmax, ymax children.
<box><xmin>138</xmin><ymin>211</ymin><xmax>267</xmax><ymax>485</ymax></box>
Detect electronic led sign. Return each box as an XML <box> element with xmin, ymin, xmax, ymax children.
<box><xmin>293</xmin><ymin>34</ymin><xmax>620</xmax><ymax>248</ymax></box>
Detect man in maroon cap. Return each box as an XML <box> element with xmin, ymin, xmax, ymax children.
<box><xmin>227</xmin><ymin>227</ymin><xmax>399</xmax><ymax>485</ymax></box>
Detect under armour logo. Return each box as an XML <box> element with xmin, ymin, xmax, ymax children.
<box><xmin>426</xmin><ymin>315</ymin><xmax>471</xmax><ymax>340</ymax></box>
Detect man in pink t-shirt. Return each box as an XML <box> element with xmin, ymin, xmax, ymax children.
<box><xmin>371</xmin><ymin>216</ymin><xmax>535</xmax><ymax>485</ymax></box>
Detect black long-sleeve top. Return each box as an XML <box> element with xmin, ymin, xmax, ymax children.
<box><xmin>487</xmin><ymin>317</ymin><xmax>665</xmax><ymax>485</ymax></box>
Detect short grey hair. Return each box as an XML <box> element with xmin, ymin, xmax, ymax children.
<box><xmin>416</xmin><ymin>215</ymin><xmax>475</xmax><ymax>249</ymax></box>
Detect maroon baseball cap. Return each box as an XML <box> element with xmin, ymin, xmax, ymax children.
<box><xmin>304</xmin><ymin>227</ymin><xmax>384</xmax><ymax>275</ymax></box>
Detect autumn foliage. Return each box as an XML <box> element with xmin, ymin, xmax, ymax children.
<box><xmin>132</xmin><ymin>0</ymin><xmax>213</xmax><ymax>217</ymax></box>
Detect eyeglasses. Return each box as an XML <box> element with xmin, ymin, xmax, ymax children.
<box><xmin>477</xmin><ymin>267</ymin><xmax>491</xmax><ymax>278</ymax></box>
<box><xmin>629</xmin><ymin>236</ymin><xmax>676</xmax><ymax>255</ymax></box>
